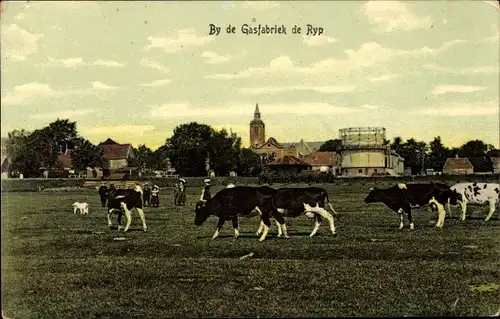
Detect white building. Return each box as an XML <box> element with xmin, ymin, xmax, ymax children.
<box><xmin>339</xmin><ymin>127</ymin><xmax>404</xmax><ymax>176</ymax></box>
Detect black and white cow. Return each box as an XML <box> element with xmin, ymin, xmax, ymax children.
<box><xmin>255</xmin><ymin>186</ymin><xmax>339</xmax><ymax>238</ymax></box>
<box><xmin>194</xmin><ymin>186</ymin><xmax>273</xmax><ymax>241</ymax></box>
<box><xmin>107</xmin><ymin>185</ymin><xmax>147</xmax><ymax>232</ymax></box>
<box><xmin>364</xmin><ymin>183</ymin><xmax>460</xmax><ymax>229</ymax></box>
<box><xmin>98</xmin><ymin>185</ymin><xmax>109</xmax><ymax>207</ymax></box>
<box><xmin>447</xmin><ymin>182</ymin><xmax>500</xmax><ymax>221</ymax></box>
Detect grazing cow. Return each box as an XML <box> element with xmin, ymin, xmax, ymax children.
<box><xmin>364</xmin><ymin>183</ymin><xmax>460</xmax><ymax>229</ymax></box>
<box><xmin>107</xmin><ymin>185</ymin><xmax>147</xmax><ymax>232</ymax></box>
<box><xmin>194</xmin><ymin>186</ymin><xmax>273</xmax><ymax>241</ymax></box>
<box><xmin>255</xmin><ymin>186</ymin><xmax>339</xmax><ymax>238</ymax></box>
<box><xmin>447</xmin><ymin>182</ymin><xmax>500</xmax><ymax>221</ymax></box>
<box><xmin>72</xmin><ymin>202</ymin><xmax>89</xmax><ymax>215</ymax></box>
<box><xmin>98</xmin><ymin>185</ymin><xmax>109</xmax><ymax>207</ymax></box>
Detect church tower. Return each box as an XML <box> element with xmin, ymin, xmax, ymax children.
<box><xmin>249</xmin><ymin>103</ymin><xmax>265</xmax><ymax>148</ymax></box>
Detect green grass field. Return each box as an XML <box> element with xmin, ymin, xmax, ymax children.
<box><xmin>2</xmin><ymin>184</ymin><xmax>499</xmax><ymax>318</ymax></box>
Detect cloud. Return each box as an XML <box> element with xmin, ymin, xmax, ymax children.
<box><xmin>206</xmin><ymin>40</ymin><xmax>465</xmax><ymax>79</ymax></box>
<box><xmin>422</xmin><ymin>63</ymin><xmax>499</xmax><ymax>75</ymax></box>
<box><xmin>139</xmin><ymin>58</ymin><xmax>170</xmax><ymax>73</ymax></box>
<box><xmin>81</xmin><ymin>125</ymin><xmax>156</xmax><ymax>138</ymax></box>
<box><xmin>30</xmin><ymin>109</ymin><xmax>97</xmax><ymax>120</ymax></box>
<box><xmin>1</xmin><ymin>24</ymin><xmax>43</xmax><ymax>61</ymax></box>
<box><xmin>362</xmin><ymin>1</ymin><xmax>433</xmax><ymax>32</ymax></box>
<box><xmin>302</xmin><ymin>35</ymin><xmax>337</xmax><ymax>47</ymax></box>
<box><xmin>139</xmin><ymin>79</ymin><xmax>172</xmax><ymax>88</ymax></box>
<box><xmin>237</xmin><ymin>85</ymin><xmax>356</xmax><ymax>94</ymax></box>
<box><xmin>200</xmin><ymin>51</ymin><xmax>231</xmax><ymax>64</ymax></box>
<box><xmin>418</xmin><ymin>102</ymin><xmax>499</xmax><ymax>116</ymax></box>
<box><xmin>43</xmin><ymin>57</ymin><xmax>126</xmax><ymax>68</ymax></box>
<box><xmin>431</xmin><ymin>85</ymin><xmax>487</xmax><ymax>95</ymax></box>
<box><xmin>1</xmin><ymin>83</ymin><xmax>61</xmax><ymax>106</ymax></box>
<box><xmin>240</xmin><ymin>1</ymin><xmax>280</xmax><ymax>10</ymax></box>
<box><xmin>144</xmin><ymin>29</ymin><xmax>213</xmax><ymax>53</ymax></box>
<box><xmin>149</xmin><ymin>101</ymin><xmax>365</xmax><ymax>119</ymax></box>
<box><xmin>360</xmin><ymin>104</ymin><xmax>380</xmax><ymax>110</ymax></box>
<box><xmin>92</xmin><ymin>81</ymin><xmax>118</xmax><ymax>90</ymax></box>
<box><xmin>93</xmin><ymin>60</ymin><xmax>126</xmax><ymax>67</ymax></box>
<box><xmin>368</xmin><ymin>74</ymin><xmax>399</xmax><ymax>82</ymax></box>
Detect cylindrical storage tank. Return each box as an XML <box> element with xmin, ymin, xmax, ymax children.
<box><xmin>339</xmin><ymin>127</ymin><xmax>386</xmax><ymax>146</ymax></box>
<box><xmin>341</xmin><ymin>150</ymin><xmax>386</xmax><ymax>168</ymax></box>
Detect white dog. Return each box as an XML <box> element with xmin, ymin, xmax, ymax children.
<box><xmin>72</xmin><ymin>202</ymin><xmax>89</xmax><ymax>215</ymax></box>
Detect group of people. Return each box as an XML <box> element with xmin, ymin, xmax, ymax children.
<box><xmin>99</xmin><ymin>178</ymin><xmax>214</xmax><ymax>208</ymax></box>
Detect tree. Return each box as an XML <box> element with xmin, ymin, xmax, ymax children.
<box><xmin>151</xmin><ymin>145</ymin><xmax>170</xmax><ymax>170</ymax></box>
<box><xmin>458</xmin><ymin>140</ymin><xmax>488</xmax><ymax>158</ymax></box>
<box><xmin>390</xmin><ymin>136</ymin><xmax>404</xmax><ymax>156</ymax></box>
<box><xmin>207</xmin><ymin>128</ymin><xmax>242</xmax><ymax>176</ymax></box>
<box><xmin>72</xmin><ymin>138</ymin><xmax>104</xmax><ymax>170</ymax></box>
<box><xmin>319</xmin><ymin>139</ymin><xmax>342</xmax><ymax>153</ymax></box>
<box><xmin>427</xmin><ymin>136</ymin><xmax>450</xmax><ymax>172</ymax></box>
<box><xmin>236</xmin><ymin>148</ymin><xmax>263</xmax><ymax>176</ymax></box>
<box><xmin>130</xmin><ymin>144</ymin><xmax>154</xmax><ymax>170</ymax></box>
<box><xmin>166</xmin><ymin>122</ymin><xmax>214</xmax><ymax>176</ymax></box>
<box><xmin>6</xmin><ymin>129</ymin><xmax>41</xmax><ymax>177</ymax></box>
<box><xmin>396</xmin><ymin>138</ymin><xmax>428</xmax><ymax>174</ymax></box>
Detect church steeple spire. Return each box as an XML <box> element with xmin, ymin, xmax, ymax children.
<box><xmin>254</xmin><ymin>103</ymin><xmax>261</xmax><ymax>119</ymax></box>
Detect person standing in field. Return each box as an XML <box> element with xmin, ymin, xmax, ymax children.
<box><xmin>200</xmin><ymin>178</ymin><xmax>212</xmax><ymax>201</ymax></box>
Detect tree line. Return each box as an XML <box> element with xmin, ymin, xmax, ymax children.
<box><xmin>4</xmin><ymin>119</ymin><xmax>499</xmax><ymax>177</ymax></box>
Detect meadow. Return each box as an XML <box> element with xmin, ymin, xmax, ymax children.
<box><xmin>2</xmin><ymin>183</ymin><xmax>499</xmax><ymax>318</ymax></box>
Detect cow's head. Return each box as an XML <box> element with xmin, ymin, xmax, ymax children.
<box><xmin>364</xmin><ymin>187</ymin><xmax>382</xmax><ymax>203</ymax></box>
<box><xmin>448</xmin><ymin>190</ymin><xmax>462</xmax><ymax>205</ymax></box>
<box><xmin>194</xmin><ymin>200</ymin><xmax>210</xmax><ymax>225</ymax></box>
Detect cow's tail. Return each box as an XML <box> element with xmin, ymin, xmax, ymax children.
<box><xmin>323</xmin><ymin>191</ymin><xmax>339</xmax><ymax>221</ymax></box>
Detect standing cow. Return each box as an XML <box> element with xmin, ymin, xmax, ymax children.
<box><xmin>107</xmin><ymin>186</ymin><xmax>147</xmax><ymax>232</ymax></box>
<box><xmin>447</xmin><ymin>182</ymin><xmax>500</xmax><ymax>221</ymax></box>
<box><xmin>364</xmin><ymin>183</ymin><xmax>460</xmax><ymax>229</ymax></box>
<box><xmin>194</xmin><ymin>186</ymin><xmax>273</xmax><ymax>241</ymax></box>
<box><xmin>255</xmin><ymin>186</ymin><xmax>339</xmax><ymax>238</ymax></box>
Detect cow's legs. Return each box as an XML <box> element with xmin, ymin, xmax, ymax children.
<box><xmin>485</xmin><ymin>200</ymin><xmax>496</xmax><ymax>221</ymax></box>
<box><xmin>73</xmin><ymin>206</ymin><xmax>77</xmax><ymax>214</ymax></box>
<box><xmin>429</xmin><ymin>197</ymin><xmax>446</xmax><ymax>228</ymax></box>
<box><xmin>304</xmin><ymin>204</ymin><xmax>336</xmax><ymax>236</ymax></box>
<box><xmin>272</xmin><ymin>212</ymin><xmax>289</xmax><ymax>238</ymax></box>
<box><xmin>256</xmin><ymin>221</ymin><xmax>264</xmax><ymax>236</ymax></box>
<box><xmin>121</xmin><ymin>203</ymin><xmax>133</xmax><ymax>232</ymax></box>
<box><xmin>397</xmin><ymin>208</ymin><xmax>404</xmax><ymax>229</ymax></box>
<box><xmin>254</xmin><ymin>206</ymin><xmax>270</xmax><ymax>241</ymax></box>
<box><xmin>231</xmin><ymin>217</ymin><xmax>239</xmax><ymax>238</ymax></box>
<box><xmin>212</xmin><ymin>216</ymin><xmax>225</xmax><ymax>240</ymax></box>
<box><xmin>446</xmin><ymin>199</ymin><xmax>453</xmax><ymax>218</ymax></box>
<box><xmin>117</xmin><ymin>210</ymin><xmax>124</xmax><ymax>230</ymax></box>
<box><xmin>309</xmin><ymin>215</ymin><xmax>322</xmax><ymax>237</ymax></box>
<box><xmin>136</xmin><ymin>207</ymin><xmax>147</xmax><ymax>232</ymax></box>
<box><xmin>459</xmin><ymin>200</ymin><xmax>467</xmax><ymax>221</ymax></box>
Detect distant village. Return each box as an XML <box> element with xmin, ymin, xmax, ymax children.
<box><xmin>1</xmin><ymin>104</ymin><xmax>499</xmax><ymax>179</ymax></box>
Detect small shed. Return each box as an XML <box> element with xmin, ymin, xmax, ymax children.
<box><xmin>443</xmin><ymin>156</ymin><xmax>474</xmax><ymax>175</ymax></box>
<box><xmin>267</xmin><ymin>155</ymin><xmax>311</xmax><ymax>174</ymax></box>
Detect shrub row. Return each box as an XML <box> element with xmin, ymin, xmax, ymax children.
<box><xmin>1</xmin><ymin>173</ymin><xmax>498</xmax><ymax>192</ymax></box>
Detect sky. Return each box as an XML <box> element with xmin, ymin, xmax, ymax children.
<box><xmin>1</xmin><ymin>0</ymin><xmax>499</xmax><ymax>150</ymax></box>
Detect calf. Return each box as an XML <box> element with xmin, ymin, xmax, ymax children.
<box><xmin>447</xmin><ymin>182</ymin><xmax>500</xmax><ymax>221</ymax></box>
<box><xmin>107</xmin><ymin>186</ymin><xmax>147</xmax><ymax>232</ymax></box>
<box><xmin>255</xmin><ymin>187</ymin><xmax>338</xmax><ymax>238</ymax></box>
<box><xmin>194</xmin><ymin>186</ymin><xmax>273</xmax><ymax>241</ymax></box>
<box><xmin>364</xmin><ymin>183</ymin><xmax>459</xmax><ymax>229</ymax></box>
<box><xmin>98</xmin><ymin>185</ymin><xmax>109</xmax><ymax>207</ymax></box>
<box><xmin>72</xmin><ymin>202</ymin><xmax>89</xmax><ymax>215</ymax></box>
